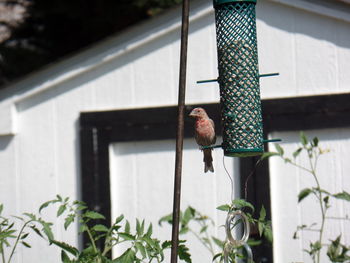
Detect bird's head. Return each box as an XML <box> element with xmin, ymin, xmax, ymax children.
<box><xmin>189</xmin><ymin>107</ymin><xmax>208</xmax><ymax>119</ymax></box>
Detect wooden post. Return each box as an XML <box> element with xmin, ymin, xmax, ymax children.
<box><xmin>170</xmin><ymin>0</ymin><xmax>190</xmax><ymax>262</ymax></box>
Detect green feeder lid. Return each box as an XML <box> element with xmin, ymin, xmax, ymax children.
<box><xmin>213</xmin><ymin>0</ymin><xmax>257</xmax><ymax>7</ymax></box>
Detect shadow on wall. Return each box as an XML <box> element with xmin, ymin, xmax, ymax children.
<box><xmin>271</xmin><ymin>127</ymin><xmax>350</xmax><ymax>144</ymax></box>
<box><xmin>13</xmin><ymin>1</ymin><xmax>215</xmax><ymax>112</ymax></box>
<box><xmin>0</xmin><ymin>136</ymin><xmax>13</xmax><ymax>151</ymax></box>
<box><xmin>257</xmin><ymin>0</ymin><xmax>350</xmax><ymax>49</ymax></box>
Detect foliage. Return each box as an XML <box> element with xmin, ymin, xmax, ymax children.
<box><xmin>0</xmin><ymin>195</ymin><xmax>191</xmax><ymax>263</ymax></box>
<box><xmin>0</xmin><ymin>0</ymin><xmax>183</xmax><ymax>87</ymax></box>
<box><xmin>159</xmin><ymin>202</ymin><xmax>272</xmax><ymax>263</ymax></box>
<box><xmin>0</xmin><ymin>203</ymin><xmax>54</xmax><ymax>263</ymax></box>
<box><xmin>262</xmin><ymin>132</ymin><xmax>350</xmax><ymax>263</ymax></box>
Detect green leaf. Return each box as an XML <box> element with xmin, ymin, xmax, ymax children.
<box><xmin>142</xmin><ymin>236</ymin><xmax>156</xmax><ymax>247</ymax></box>
<box><xmin>212</xmin><ymin>236</ymin><xmax>224</xmax><ymax>249</ymax></box>
<box><xmin>79</xmin><ymin>224</ymin><xmax>88</xmax><ymax>233</ymax></box>
<box><xmin>92</xmin><ymin>224</ymin><xmax>109</xmax><ymax>232</ymax></box>
<box><xmin>300</xmin><ymin>132</ymin><xmax>308</xmax><ymax>146</ymax></box>
<box><xmin>298</xmin><ymin>188</ymin><xmax>313</xmax><ymax>203</ymax></box>
<box><xmin>178</xmin><ymin>243</ymin><xmax>192</xmax><ymax>263</ymax></box>
<box><xmin>75</xmin><ymin>204</ymin><xmax>88</xmax><ymax>212</ymax></box>
<box><xmin>263</xmin><ymin>224</ymin><xmax>273</xmax><ymax>243</ymax></box>
<box><xmin>50</xmin><ymin>240</ymin><xmax>79</xmax><ymax>256</ymax></box>
<box><xmin>57</xmin><ymin>204</ymin><xmax>67</xmax><ymax>217</ymax></box>
<box><xmin>118</xmin><ymin>233</ymin><xmax>135</xmax><ymax>241</ymax></box>
<box><xmin>216</xmin><ymin>204</ymin><xmax>231</xmax><ymax>212</ymax></box>
<box><xmin>145</xmin><ymin>223</ymin><xmax>153</xmax><ymax>237</ymax></box>
<box><xmin>30</xmin><ymin>225</ymin><xmax>43</xmax><ymax>238</ymax></box>
<box><xmin>158</xmin><ymin>213</ymin><xmax>173</xmax><ymax>226</ymax></box>
<box><xmin>23</xmin><ymin>213</ymin><xmax>36</xmax><ymax>221</ymax></box>
<box><xmin>323</xmin><ymin>196</ymin><xmax>329</xmax><ymax>205</ymax></box>
<box><xmin>162</xmin><ymin>240</ymin><xmax>172</xmax><ymax>249</ymax></box>
<box><xmin>124</xmin><ymin>220</ymin><xmax>130</xmax><ymax>234</ymax></box>
<box><xmin>0</xmin><ymin>204</ymin><xmax>3</xmax><ymax>214</ymax></box>
<box><xmin>232</xmin><ymin>199</ymin><xmax>255</xmax><ymax>212</ymax></box>
<box><xmin>179</xmin><ymin>226</ymin><xmax>189</xmax><ymax>235</ymax></box>
<box><xmin>21</xmin><ymin>241</ymin><xmax>31</xmax><ymax>248</ymax></box>
<box><xmin>260</xmin><ymin>152</ymin><xmax>280</xmax><ymax>160</ymax></box>
<box><xmin>64</xmin><ymin>214</ymin><xmax>75</xmax><ymax>230</ymax></box>
<box><xmin>136</xmin><ymin>219</ymin><xmax>145</xmax><ymax>236</ymax></box>
<box><xmin>39</xmin><ymin>200</ymin><xmax>55</xmax><ymax>213</ymax></box>
<box><xmin>247</xmin><ymin>238</ymin><xmax>262</xmax><ymax>246</ymax></box>
<box><xmin>275</xmin><ymin>144</ymin><xmax>284</xmax><ymax>156</ymax></box>
<box><xmin>213</xmin><ymin>253</ymin><xmax>223</xmax><ymax>262</ymax></box>
<box><xmin>333</xmin><ymin>191</ymin><xmax>350</xmax><ymax>201</ymax></box>
<box><xmin>293</xmin><ymin>148</ymin><xmax>303</xmax><ymax>158</ymax></box>
<box><xmin>61</xmin><ymin>250</ymin><xmax>72</xmax><ymax>263</ymax></box>
<box><xmin>115</xmin><ymin>248</ymin><xmax>135</xmax><ymax>263</ymax></box>
<box><xmin>21</xmin><ymin>233</ymin><xmax>29</xmax><ymax>239</ymax></box>
<box><xmin>83</xmin><ymin>211</ymin><xmax>105</xmax><ymax>220</ymax></box>
<box><xmin>136</xmin><ymin>219</ymin><xmax>141</xmax><ymax>235</ymax></box>
<box><xmin>182</xmin><ymin>207</ymin><xmax>195</xmax><ymax>225</ymax></box>
<box><xmin>135</xmin><ymin>242</ymin><xmax>147</xmax><ymax>258</ymax></box>
<box><xmin>259</xmin><ymin>206</ymin><xmax>266</xmax><ymax>221</ymax></box>
<box><xmin>258</xmin><ymin>221</ymin><xmax>264</xmax><ymax>237</ymax></box>
<box><xmin>199</xmin><ymin>225</ymin><xmax>208</xmax><ymax>234</ymax></box>
<box><xmin>41</xmin><ymin>221</ymin><xmax>54</xmax><ymax>241</ymax></box>
<box><xmin>327</xmin><ymin>235</ymin><xmax>350</xmax><ymax>262</ymax></box>
<box><xmin>312</xmin><ymin>137</ymin><xmax>319</xmax><ymax>147</ymax></box>
<box><xmin>114</xmin><ymin>214</ymin><xmax>124</xmax><ymax>224</ymax></box>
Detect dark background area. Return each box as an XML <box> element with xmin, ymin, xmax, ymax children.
<box><xmin>0</xmin><ymin>0</ymin><xmax>182</xmax><ymax>88</ymax></box>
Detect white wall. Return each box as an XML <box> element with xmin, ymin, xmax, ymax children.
<box><xmin>0</xmin><ymin>0</ymin><xmax>349</xmax><ymax>261</ymax></box>
<box><xmin>269</xmin><ymin>129</ymin><xmax>350</xmax><ymax>263</ymax></box>
<box><xmin>109</xmin><ymin>138</ymin><xmax>236</xmax><ymax>262</ymax></box>
<box><xmin>257</xmin><ymin>0</ymin><xmax>350</xmax><ymax>99</ymax></box>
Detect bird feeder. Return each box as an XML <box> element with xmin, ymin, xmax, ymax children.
<box><xmin>214</xmin><ymin>0</ymin><xmax>263</xmax><ymax>157</ymax></box>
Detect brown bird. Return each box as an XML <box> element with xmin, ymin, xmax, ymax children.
<box><xmin>189</xmin><ymin>107</ymin><xmax>216</xmax><ymax>173</ymax></box>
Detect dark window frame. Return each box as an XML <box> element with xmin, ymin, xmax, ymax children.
<box><xmin>79</xmin><ymin>92</ymin><xmax>350</xmax><ymax>262</ymax></box>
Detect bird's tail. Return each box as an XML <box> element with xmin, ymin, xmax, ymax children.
<box><xmin>203</xmin><ymin>149</ymin><xmax>214</xmax><ymax>173</ymax></box>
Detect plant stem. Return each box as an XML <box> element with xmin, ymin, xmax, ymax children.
<box><xmin>85</xmin><ymin>227</ymin><xmax>101</xmax><ymax>263</ymax></box>
<box><xmin>1</xmin><ymin>243</ymin><xmax>6</xmax><ymax>263</ymax></box>
<box><xmin>7</xmin><ymin>220</ymin><xmax>33</xmax><ymax>263</ymax></box>
<box><xmin>189</xmin><ymin>229</ymin><xmax>215</xmax><ymax>256</ymax></box>
<box><xmin>308</xmin><ymin>150</ymin><xmax>326</xmax><ymax>263</ymax></box>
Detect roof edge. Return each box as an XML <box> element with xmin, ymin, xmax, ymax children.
<box><xmin>0</xmin><ymin>0</ymin><xmax>213</xmax><ymax>103</ymax></box>
<box><xmin>268</xmin><ymin>0</ymin><xmax>350</xmax><ymax>23</ymax></box>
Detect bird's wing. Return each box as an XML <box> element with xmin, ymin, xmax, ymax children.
<box><xmin>209</xmin><ymin>119</ymin><xmax>215</xmax><ymax>129</ymax></box>
<box><xmin>209</xmin><ymin>118</ymin><xmax>216</xmax><ymax>144</ymax></box>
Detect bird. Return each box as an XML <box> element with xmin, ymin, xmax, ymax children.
<box><xmin>189</xmin><ymin>107</ymin><xmax>216</xmax><ymax>173</ymax></box>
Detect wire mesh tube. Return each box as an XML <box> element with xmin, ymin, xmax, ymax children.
<box><xmin>214</xmin><ymin>0</ymin><xmax>264</xmax><ymax>157</ymax></box>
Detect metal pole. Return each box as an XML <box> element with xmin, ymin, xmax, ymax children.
<box><xmin>170</xmin><ymin>0</ymin><xmax>190</xmax><ymax>262</ymax></box>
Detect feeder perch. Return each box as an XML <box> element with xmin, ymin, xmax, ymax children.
<box><xmin>213</xmin><ymin>0</ymin><xmax>263</xmax><ymax>157</ymax></box>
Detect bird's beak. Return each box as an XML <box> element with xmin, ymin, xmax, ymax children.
<box><xmin>189</xmin><ymin>110</ymin><xmax>196</xmax><ymax>118</ymax></box>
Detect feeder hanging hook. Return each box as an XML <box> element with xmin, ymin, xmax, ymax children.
<box><xmin>224</xmin><ymin>210</ymin><xmax>253</xmax><ymax>263</ymax></box>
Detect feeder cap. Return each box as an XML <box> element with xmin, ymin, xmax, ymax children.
<box><xmin>213</xmin><ymin>0</ymin><xmax>257</xmax><ymax>7</ymax></box>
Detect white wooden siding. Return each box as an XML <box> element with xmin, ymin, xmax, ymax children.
<box><xmin>109</xmin><ymin>138</ymin><xmax>236</xmax><ymax>262</ymax></box>
<box><xmin>269</xmin><ymin>129</ymin><xmax>350</xmax><ymax>263</ymax></box>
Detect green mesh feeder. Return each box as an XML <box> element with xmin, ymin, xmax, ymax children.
<box><xmin>213</xmin><ymin>0</ymin><xmax>263</xmax><ymax>157</ymax></box>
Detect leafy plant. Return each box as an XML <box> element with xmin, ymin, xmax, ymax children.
<box><xmin>39</xmin><ymin>195</ymin><xmax>192</xmax><ymax>263</ymax></box>
<box><xmin>0</xmin><ymin>195</ymin><xmax>191</xmax><ymax>263</ymax></box>
<box><xmin>159</xmin><ymin>200</ymin><xmax>272</xmax><ymax>263</ymax></box>
<box><xmin>215</xmin><ymin>199</ymin><xmax>272</xmax><ymax>263</ymax></box>
<box><xmin>262</xmin><ymin>132</ymin><xmax>350</xmax><ymax>263</ymax></box>
<box><xmin>0</xmin><ymin>203</ymin><xmax>54</xmax><ymax>263</ymax></box>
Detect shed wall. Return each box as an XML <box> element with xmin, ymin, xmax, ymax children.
<box><xmin>0</xmin><ymin>0</ymin><xmax>349</xmax><ymax>262</ymax></box>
